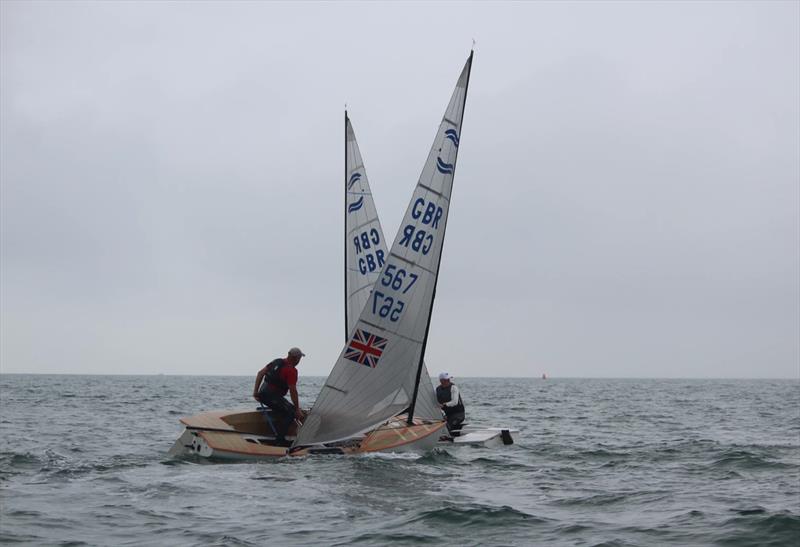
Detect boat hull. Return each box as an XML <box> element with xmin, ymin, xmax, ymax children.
<box><xmin>168</xmin><ymin>409</ymin><xmax>446</xmax><ymax>461</ymax></box>
<box><xmin>438</xmin><ymin>426</ymin><xmax>519</xmax><ymax>448</ymax></box>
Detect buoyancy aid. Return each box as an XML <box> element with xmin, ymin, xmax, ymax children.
<box><xmin>436</xmin><ymin>384</ymin><xmax>465</xmax><ymax>416</ymax></box>
<box><xmin>263</xmin><ymin>358</ymin><xmax>288</xmax><ymax>393</ymax></box>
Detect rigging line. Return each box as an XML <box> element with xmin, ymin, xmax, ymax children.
<box><xmin>344</xmin><ymin>108</ymin><xmax>348</xmax><ymax>342</ymax></box>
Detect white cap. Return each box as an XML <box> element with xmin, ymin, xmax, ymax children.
<box><xmin>438</xmin><ymin>372</ymin><xmax>452</xmax><ymax>381</ymax></box>
<box><xmin>288</xmin><ymin>347</ymin><xmax>305</xmax><ymax>358</ymax></box>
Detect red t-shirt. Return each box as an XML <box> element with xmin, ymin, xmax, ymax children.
<box><xmin>279</xmin><ymin>361</ymin><xmax>298</xmax><ymax>388</ymax></box>
<box><xmin>266</xmin><ymin>359</ymin><xmax>297</xmax><ymax>396</ymax></box>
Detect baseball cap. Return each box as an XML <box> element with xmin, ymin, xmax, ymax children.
<box><xmin>288</xmin><ymin>347</ymin><xmax>305</xmax><ymax>358</ymax></box>
<box><xmin>438</xmin><ymin>372</ymin><xmax>452</xmax><ymax>380</ymax></box>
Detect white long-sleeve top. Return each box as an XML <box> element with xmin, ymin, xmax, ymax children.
<box><xmin>441</xmin><ymin>384</ymin><xmax>461</xmax><ymax>407</ymax></box>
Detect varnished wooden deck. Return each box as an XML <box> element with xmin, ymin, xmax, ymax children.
<box><xmin>180</xmin><ymin>409</ymin><xmax>297</xmax><ymax>437</ymax></box>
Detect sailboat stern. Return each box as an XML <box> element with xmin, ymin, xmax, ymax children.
<box><xmin>359</xmin><ymin>416</ymin><xmax>446</xmax><ymax>453</ymax></box>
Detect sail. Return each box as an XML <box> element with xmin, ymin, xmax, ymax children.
<box><xmin>296</xmin><ymin>53</ymin><xmax>473</xmax><ymax>446</ymax></box>
<box><xmin>344</xmin><ymin>112</ymin><xmax>383</xmax><ymax>338</ymax></box>
<box><xmin>344</xmin><ymin>114</ymin><xmax>441</xmax><ymax>421</ymax></box>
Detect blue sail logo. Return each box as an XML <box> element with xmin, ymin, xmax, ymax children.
<box><xmin>348</xmin><ymin>172</ymin><xmax>362</xmax><ymax>189</ymax></box>
<box><xmin>348</xmin><ymin>196</ymin><xmax>364</xmax><ymax>213</ymax></box>
<box><xmin>444</xmin><ymin>129</ymin><xmax>460</xmax><ymax>147</ymax></box>
<box><xmin>436</xmin><ymin>157</ymin><xmax>454</xmax><ymax>175</ymax></box>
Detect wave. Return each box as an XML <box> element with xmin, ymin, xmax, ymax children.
<box><xmin>0</xmin><ymin>451</ymin><xmax>42</xmax><ymax>468</ymax></box>
<box><xmin>711</xmin><ymin>449</ymin><xmax>795</xmax><ymax>471</ymax></box>
<box><xmin>0</xmin><ymin>532</ymin><xmax>46</xmax><ymax>544</ymax></box>
<box><xmin>461</xmin><ymin>456</ymin><xmax>534</xmax><ymax>472</ymax></box>
<box><xmin>403</xmin><ymin>503</ymin><xmax>549</xmax><ymax>528</ymax></box>
<box><xmin>715</xmin><ymin>510</ymin><xmax>800</xmax><ymax>546</ymax></box>
<box><xmin>554</xmin><ymin>490</ymin><xmax>669</xmax><ymax>508</ymax></box>
<box><xmin>0</xmin><ymin>451</ymin><xmax>45</xmax><ymax>482</ymax></box>
<box><xmin>345</xmin><ymin>532</ymin><xmax>439</xmax><ymax>545</ymax></box>
<box><xmin>554</xmin><ymin>493</ymin><xmax>629</xmax><ymax>507</ymax></box>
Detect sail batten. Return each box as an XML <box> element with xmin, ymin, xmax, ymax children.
<box><xmin>417</xmin><ymin>184</ymin><xmax>448</xmax><ymax>198</ymax></box>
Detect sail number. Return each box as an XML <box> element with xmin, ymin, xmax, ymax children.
<box><xmin>372</xmin><ymin>290</ymin><xmax>405</xmax><ymax>322</ymax></box>
<box><xmin>381</xmin><ymin>264</ymin><xmax>418</xmax><ymax>294</ymax></box>
<box><xmin>370</xmin><ymin>265</ymin><xmax>419</xmax><ymax>322</ymax></box>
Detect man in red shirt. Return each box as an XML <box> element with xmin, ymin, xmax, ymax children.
<box><xmin>253</xmin><ymin>347</ymin><xmax>305</xmax><ymax>444</ymax></box>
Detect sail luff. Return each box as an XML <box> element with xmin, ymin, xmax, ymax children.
<box><xmin>344</xmin><ymin>110</ymin><xmax>349</xmax><ymax>341</ymax></box>
<box><xmin>407</xmin><ymin>50</ymin><xmax>473</xmax><ymax>423</ymax></box>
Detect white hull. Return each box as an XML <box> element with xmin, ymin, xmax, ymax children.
<box><xmin>438</xmin><ymin>426</ymin><xmax>519</xmax><ymax>448</ymax></box>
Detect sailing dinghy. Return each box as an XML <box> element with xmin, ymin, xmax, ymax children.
<box><xmin>170</xmin><ymin>52</ymin><xmax>482</xmax><ymax>460</ymax></box>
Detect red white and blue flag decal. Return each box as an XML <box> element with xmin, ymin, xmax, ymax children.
<box><xmin>344</xmin><ymin>329</ymin><xmax>387</xmax><ymax>368</ymax></box>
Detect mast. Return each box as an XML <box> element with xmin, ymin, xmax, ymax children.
<box><xmin>344</xmin><ymin>109</ymin><xmax>349</xmax><ymax>342</ymax></box>
<box><xmin>407</xmin><ymin>50</ymin><xmax>473</xmax><ymax>424</ymax></box>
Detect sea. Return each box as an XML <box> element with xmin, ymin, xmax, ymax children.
<box><xmin>0</xmin><ymin>375</ymin><xmax>798</xmax><ymax>546</ymax></box>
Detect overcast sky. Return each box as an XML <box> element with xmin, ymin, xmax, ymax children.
<box><xmin>1</xmin><ymin>1</ymin><xmax>798</xmax><ymax>378</ymax></box>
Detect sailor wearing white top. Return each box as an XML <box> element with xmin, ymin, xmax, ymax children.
<box><xmin>436</xmin><ymin>372</ymin><xmax>466</xmax><ymax>436</ymax></box>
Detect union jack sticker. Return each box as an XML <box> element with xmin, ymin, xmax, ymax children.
<box><xmin>344</xmin><ymin>329</ymin><xmax>388</xmax><ymax>368</ymax></box>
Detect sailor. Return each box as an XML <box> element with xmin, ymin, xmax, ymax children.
<box><xmin>436</xmin><ymin>372</ymin><xmax>466</xmax><ymax>436</ymax></box>
<box><xmin>253</xmin><ymin>347</ymin><xmax>306</xmax><ymax>444</ymax></box>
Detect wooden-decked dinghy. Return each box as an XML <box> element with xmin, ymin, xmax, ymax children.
<box><xmin>169</xmin><ymin>53</ymin><xmax>485</xmax><ymax>462</ymax></box>
<box><xmin>168</xmin><ymin>409</ymin><xmax>446</xmax><ymax>460</ymax></box>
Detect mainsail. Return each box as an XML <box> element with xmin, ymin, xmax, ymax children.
<box><xmin>296</xmin><ymin>53</ymin><xmax>473</xmax><ymax>446</ymax></box>
<box><xmin>344</xmin><ymin>112</ymin><xmax>440</xmax><ymax>421</ymax></box>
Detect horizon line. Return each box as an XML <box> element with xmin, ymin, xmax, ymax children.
<box><xmin>1</xmin><ymin>372</ymin><xmax>797</xmax><ymax>380</ymax></box>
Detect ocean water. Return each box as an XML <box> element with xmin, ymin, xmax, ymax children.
<box><xmin>0</xmin><ymin>375</ymin><xmax>798</xmax><ymax>546</ymax></box>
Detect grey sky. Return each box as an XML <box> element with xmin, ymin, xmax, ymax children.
<box><xmin>1</xmin><ymin>1</ymin><xmax>798</xmax><ymax>378</ymax></box>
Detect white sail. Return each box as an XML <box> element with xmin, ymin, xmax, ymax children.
<box><xmin>344</xmin><ymin>113</ymin><xmax>440</xmax><ymax>421</ymax></box>
<box><xmin>296</xmin><ymin>53</ymin><xmax>473</xmax><ymax>446</ymax></box>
